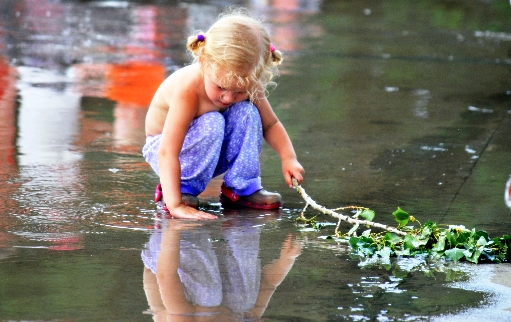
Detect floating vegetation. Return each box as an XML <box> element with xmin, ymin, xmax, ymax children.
<box><xmin>293</xmin><ymin>179</ymin><xmax>511</xmax><ymax>267</ymax></box>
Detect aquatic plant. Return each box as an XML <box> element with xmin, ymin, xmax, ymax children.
<box><xmin>293</xmin><ymin>179</ymin><xmax>511</xmax><ymax>266</ymax></box>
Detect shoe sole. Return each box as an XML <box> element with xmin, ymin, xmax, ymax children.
<box><xmin>220</xmin><ymin>194</ymin><xmax>282</xmax><ymax>210</ymax></box>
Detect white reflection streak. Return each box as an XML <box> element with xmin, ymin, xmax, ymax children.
<box><xmin>434</xmin><ymin>264</ymin><xmax>511</xmax><ymax>321</ymax></box>
<box><xmin>16</xmin><ymin>66</ymin><xmax>82</xmax><ymax>167</ymax></box>
<box><xmin>414</xmin><ymin>89</ymin><xmax>430</xmax><ymax>118</ymax></box>
<box><xmin>14</xmin><ymin>66</ymin><xmax>83</xmax><ymax>243</ymax></box>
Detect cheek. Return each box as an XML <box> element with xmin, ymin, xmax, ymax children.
<box><xmin>205</xmin><ymin>85</ymin><xmax>219</xmax><ymax>99</ymax></box>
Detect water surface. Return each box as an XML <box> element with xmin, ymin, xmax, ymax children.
<box><xmin>1</xmin><ymin>0</ymin><xmax>511</xmax><ymax>321</ymax></box>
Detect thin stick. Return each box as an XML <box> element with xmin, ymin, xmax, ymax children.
<box><xmin>292</xmin><ymin>178</ymin><xmax>407</xmax><ymax>236</ymax></box>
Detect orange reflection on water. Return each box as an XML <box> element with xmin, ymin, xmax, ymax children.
<box><xmin>0</xmin><ymin>57</ymin><xmax>17</xmax><ymax>168</ymax></box>
<box><xmin>106</xmin><ymin>61</ymin><xmax>166</xmax><ymax>152</ymax></box>
<box><xmin>105</xmin><ymin>62</ymin><xmax>166</xmax><ymax>108</ymax></box>
<box><xmin>0</xmin><ymin>57</ymin><xmax>18</xmax><ymax>256</ymax></box>
<box><xmin>70</xmin><ymin>60</ymin><xmax>166</xmax><ymax>153</ymax></box>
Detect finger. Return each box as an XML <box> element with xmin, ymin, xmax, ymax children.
<box><xmin>290</xmin><ymin>172</ymin><xmax>303</xmax><ymax>185</ymax></box>
<box><xmin>184</xmin><ymin>211</ymin><xmax>217</xmax><ymax>220</ymax></box>
<box><xmin>170</xmin><ymin>206</ymin><xmax>217</xmax><ymax>220</ymax></box>
<box><xmin>295</xmin><ymin>170</ymin><xmax>304</xmax><ymax>183</ymax></box>
<box><xmin>174</xmin><ymin>213</ymin><xmax>216</xmax><ymax>220</ymax></box>
<box><xmin>199</xmin><ymin>212</ymin><xmax>218</xmax><ymax>220</ymax></box>
<box><xmin>283</xmin><ymin>171</ymin><xmax>292</xmax><ymax>188</ymax></box>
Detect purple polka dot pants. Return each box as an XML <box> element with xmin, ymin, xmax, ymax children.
<box><xmin>142</xmin><ymin>100</ymin><xmax>263</xmax><ymax>197</ymax></box>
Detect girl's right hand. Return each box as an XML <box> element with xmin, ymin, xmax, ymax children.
<box><xmin>168</xmin><ymin>204</ymin><xmax>218</xmax><ymax>220</ymax></box>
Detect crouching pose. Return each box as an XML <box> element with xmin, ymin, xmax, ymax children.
<box><xmin>143</xmin><ymin>9</ymin><xmax>304</xmax><ymax>219</ymax></box>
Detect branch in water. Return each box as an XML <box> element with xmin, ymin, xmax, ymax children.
<box><xmin>292</xmin><ymin>178</ymin><xmax>406</xmax><ymax>236</ymax></box>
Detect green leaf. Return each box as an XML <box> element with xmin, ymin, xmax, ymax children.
<box><xmin>350</xmin><ymin>236</ymin><xmax>377</xmax><ymax>257</ymax></box>
<box><xmin>393</xmin><ymin>207</ymin><xmax>410</xmax><ymax>226</ymax></box>
<box><xmin>432</xmin><ymin>235</ymin><xmax>446</xmax><ymax>252</ymax></box>
<box><xmin>501</xmin><ymin>235</ymin><xmax>511</xmax><ymax>261</ymax></box>
<box><xmin>473</xmin><ymin>230</ymin><xmax>490</xmax><ymax>242</ymax></box>
<box><xmin>455</xmin><ymin>231</ymin><xmax>471</xmax><ymax>246</ymax></box>
<box><xmin>384</xmin><ymin>232</ymin><xmax>402</xmax><ymax>245</ymax></box>
<box><xmin>349</xmin><ymin>236</ymin><xmax>360</xmax><ymax>249</ymax></box>
<box><xmin>420</xmin><ymin>225</ymin><xmax>433</xmax><ymax>239</ymax></box>
<box><xmin>445</xmin><ymin>230</ymin><xmax>456</xmax><ymax>247</ymax></box>
<box><xmin>445</xmin><ymin>248</ymin><xmax>465</xmax><ymax>262</ymax></box>
<box><xmin>359</xmin><ymin>209</ymin><xmax>375</xmax><ymax>222</ymax></box>
<box><xmin>423</xmin><ymin>220</ymin><xmax>438</xmax><ymax>229</ymax></box>
<box><xmin>463</xmin><ymin>248</ymin><xmax>474</xmax><ymax>259</ymax></box>
<box><xmin>403</xmin><ymin>234</ymin><xmax>416</xmax><ymax>250</ymax></box>
<box><xmin>476</xmin><ymin>236</ymin><xmax>488</xmax><ymax>247</ymax></box>
<box><xmin>464</xmin><ymin>247</ymin><xmax>482</xmax><ymax>264</ymax></box>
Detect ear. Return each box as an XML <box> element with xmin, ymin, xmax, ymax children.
<box><xmin>198</xmin><ymin>56</ymin><xmax>206</xmax><ymax>71</ymax></box>
<box><xmin>199</xmin><ymin>59</ymin><xmax>214</xmax><ymax>77</ymax></box>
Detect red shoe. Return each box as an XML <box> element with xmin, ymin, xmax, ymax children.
<box><xmin>220</xmin><ymin>183</ymin><xmax>282</xmax><ymax>210</ymax></box>
<box><xmin>154</xmin><ymin>183</ymin><xmax>199</xmax><ymax>211</ymax></box>
<box><xmin>154</xmin><ymin>183</ymin><xmax>163</xmax><ymax>202</ymax></box>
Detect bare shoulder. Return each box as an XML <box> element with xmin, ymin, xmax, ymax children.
<box><xmin>155</xmin><ymin>64</ymin><xmax>201</xmax><ymax>102</ymax></box>
<box><xmin>145</xmin><ymin>64</ymin><xmax>202</xmax><ymax>136</ymax></box>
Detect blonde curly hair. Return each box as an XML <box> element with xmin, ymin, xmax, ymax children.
<box><xmin>187</xmin><ymin>8</ymin><xmax>283</xmax><ymax>99</ymax></box>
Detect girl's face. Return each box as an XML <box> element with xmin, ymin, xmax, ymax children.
<box><xmin>203</xmin><ymin>67</ymin><xmax>250</xmax><ymax>108</ymax></box>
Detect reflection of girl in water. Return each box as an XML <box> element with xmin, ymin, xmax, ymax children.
<box><xmin>141</xmin><ymin>218</ymin><xmax>300</xmax><ymax>321</ymax></box>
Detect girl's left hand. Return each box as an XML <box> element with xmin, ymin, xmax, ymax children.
<box><xmin>282</xmin><ymin>158</ymin><xmax>304</xmax><ymax>188</ymax></box>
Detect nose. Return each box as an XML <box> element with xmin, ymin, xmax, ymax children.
<box><xmin>221</xmin><ymin>91</ymin><xmax>235</xmax><ymax>103</ymax></box>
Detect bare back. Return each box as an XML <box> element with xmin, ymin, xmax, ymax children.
<box><xmin>145</xmin><ymin>64</ymin><xmax>219</xmax><ymax>137</ymax></box>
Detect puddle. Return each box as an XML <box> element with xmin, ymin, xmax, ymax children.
<box><xmin>0</xmin><ymin>0</ymin><xmax>510</xmax><ymax>321</ymax></box>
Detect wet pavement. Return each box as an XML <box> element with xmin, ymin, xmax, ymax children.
<box><xmin>0</xmin><ymin>0</ymin><xmax>511</xmax><ymax>321</ymax></box>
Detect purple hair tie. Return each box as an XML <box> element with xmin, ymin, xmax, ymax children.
<box><xmin>197</xmin><ymin>34</ymin><xmax>205</xmax><ymax>42</ymax></box>
<box><xmin>270</xmin><ymin>43</ymin><xmax>276</xmax><ymax>52</ymax></box>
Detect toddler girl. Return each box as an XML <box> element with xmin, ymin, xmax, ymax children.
<box><xmin>143</xmin><ymin>9</ymin><xmax>304</xmax><ymax>219</ymax></box>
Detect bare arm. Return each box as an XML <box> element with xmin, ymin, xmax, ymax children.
<box><xmin>155</xmin><ymin>221</ymin><xmax>196</xmax><ymax>316</ymax></box>
<box><xmin>254</xmin><ymin>95</ymin><xmax>305</xmax><ymax>187</ymax></box>
<box><xmin>155</xmin><ymin>80</ymin><xmax>217</xmax><ymax>220</ymax></box>
<box><xmin>247</xmin><ymin>234</ymin><xmax>301</xmax><ymax>318</ymax></box>
<box><xmin>143</xmin><ymin>267</ymin><xmax>166</xmax><ymax>318</ymax></box>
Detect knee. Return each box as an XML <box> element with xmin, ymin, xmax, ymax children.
<box><xmin>199</xmin><ymin>111</ymin><xmax>225</xmax><ymax>127</ymax></box>
<box><xmin>226</xmin><ymin>100</ymin><xmax>260</xmax><ymax>123</ymax></box>
<box><xmin>196</xmin><ymin>111</ymin><xmax>225</xmax><ymax>141</ymax></box>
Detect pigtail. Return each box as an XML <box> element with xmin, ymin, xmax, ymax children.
<box><xmin>270</xmin><ymin>43</ymin><xmax>283</xmax><ymax>66</ymax></box>
<box><xmin>186</xmin><ymin>32</ymin><xmax>206</xmax><ymax>56</ymax></box>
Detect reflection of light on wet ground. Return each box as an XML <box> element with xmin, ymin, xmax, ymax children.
<box><xmin>298</xmin><ymin>228</ymin><xmax>511</xmax><ymax>320</ymax></box>
<box><xmin>16</xmin><ymin>66</ymin><xmax>82</xmax><ymax>165</ymax></box>
<box><xmin>420</xmin><ymin>145</ymin><xmax>448</xmax><ymax>152</ymax></box>
<box><xmin>434</xmin><ymin>264</ymin><xmax>511</xmax><ymax>322</ymax></box>
<box><xmin>12</xmin><ymin>65</ymin><xmax>85</xmax><ymax>249</ymax></box>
